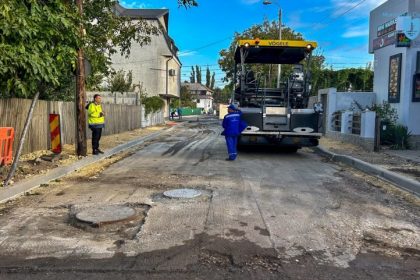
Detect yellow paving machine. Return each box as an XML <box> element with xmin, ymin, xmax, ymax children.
<box><xmin>233</xmin><ymin>39</ymin><xmax>323</xmax><ymax>151</ymax></box>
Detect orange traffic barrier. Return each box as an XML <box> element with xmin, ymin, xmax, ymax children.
<box><xmin>49</xmin><ymin>114</ymin><xmax>62</xmax><ymax>154</ymax></box>
<box><xmin>0</xmin><ymin>127</ymin><xmax>15</xmax><ymax>166</ymax></box>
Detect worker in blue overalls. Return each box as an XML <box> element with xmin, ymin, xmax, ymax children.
<box><xmin>222</xmin><ymin>104</ymin><xmax>247</xmax><ymax>161</ymax></box>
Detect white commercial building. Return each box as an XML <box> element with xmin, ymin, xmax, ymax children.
<box><xmin>369</xmin><ymin>0</ymin><xmax>420</xmax><ymax>147</ymax></box>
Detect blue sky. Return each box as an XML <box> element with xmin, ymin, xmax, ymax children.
<box><xmin>120</xmin><ymin>0</ymin><xmax>387</xmax><ymax>88</ymax></box>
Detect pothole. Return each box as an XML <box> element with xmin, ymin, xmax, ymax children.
<box><xmin>163</xmin><ymin>188</ymin><xmax>202</xmax><ymax>199</ymax></box>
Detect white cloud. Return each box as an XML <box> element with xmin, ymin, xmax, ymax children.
<box><xmin>308</xmin><ymin>6</ymin><xmax>333</xmax><ymax>14</ymax></box>
<box><xmin>241</xmin><ymin>0</ymin><xmax>261</xmax><ymax>5</ymax></box>
<box><xmin>287</xmin><ymin>11</ymin><xmax>312</xmax><ymax>29</ymax></box>
<box><xmin>331</xmin><ymin>0</ymin><xmax>387</xmax><ymax>19</ymax></box>
<box><xmin>178</xmin><ymin>50</ymin><xmax>198</xmax><ymax>57</ymax></box>
<box><xmin>342</xmin><ymin>25</ymin><xmax>369</xmax><ymax>38</ymax></box>
<box><xmin>120</xmin><ymin>1</ymin><xmax>148</xmax><ymax>9</ymax></box>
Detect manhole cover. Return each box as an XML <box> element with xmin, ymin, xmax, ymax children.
<box><xmin>163</xmin><ymin>188</ymin><xmax>202</xmax><ymax>199</ymax></box>
<box><xmin>75</xmin><ymin>205</ymin><xmax>136</xmax><ymax>226</ymax></box>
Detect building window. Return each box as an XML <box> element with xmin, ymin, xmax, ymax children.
<box><xmin>413</xmin><ymin>73</ymin><xmax>420</xmax><ymax>102</ymax></box>
<box><xmin>388</xmin><ymin>53</ymin><xmax>402</xmax><ymax>103</ymax></box>
<box><xmin>413</xmin><ymin>52</ymin><xmax>420</xmax><ymax>102</ymax></box>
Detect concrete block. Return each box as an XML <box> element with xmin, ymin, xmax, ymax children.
<box><xmin>361</xmin><ymin>111</ymin><xmax>376</xmax><ymax>138</ymax></box>
<box><xmin>341</xmin><ymin>111</ymin><xmax>353</xmax><ymax>134</ymax></box>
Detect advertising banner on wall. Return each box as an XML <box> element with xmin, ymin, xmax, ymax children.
<box><xmin>397</xmin><ymin>15</ymin><xmax>420</xmax><ymax>40</ymax></box>
<box><xmin>413</xmin><ymin>74</ymin><xmax>420</xmax><ymax>102</ymax></box>
<box><xmin>388</xmin><ymin>53</ymin><xmax>402</xmax><ymax>103</ymax></box>
<box><xmin>373</xmin><ymin>33</ymin><xmax>396</xmax><ymax>51</ymax></box>
<box><xmin>396</xmin><ymin>32</ymin><xmax>411</xmax><ymax>47</ymax></box>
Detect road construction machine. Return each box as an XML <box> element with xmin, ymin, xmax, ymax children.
<box><xmin>233</xmin><ymin>39</ymin><xmax>323</xmax><ymax>151</ymax></box>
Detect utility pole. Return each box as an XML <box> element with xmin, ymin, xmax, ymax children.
<box><xmin>263</xmin><ymin>1</ymin><xmax>282</xmax><ymax>88</ymax></box>
<box><xmin>76</xmin><ymin>0</ymin><xmax>87</xmax><ymax>156</ymax></box>
<box><xmin>277</xmin><ymin>8</ymin><xmax>282</xmax><ymax>88</ymax></box>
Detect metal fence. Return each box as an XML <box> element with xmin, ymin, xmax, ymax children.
<box><xmin>332</xmin><ymin>112</ymin><xmax>341</xmax><ymax>132</ymax></box>
<box><xmin>352</xmin><ymin>113</ymin><xmax>361</xmax><ymax>135</ymax></box>
<box><xmin>0</xmin><ymin>98</ymin><xmax>162</xmax><ymax>155</ymax></box>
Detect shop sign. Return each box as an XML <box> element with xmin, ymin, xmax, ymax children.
<box><xmin>397</xmin><ymin>16</ymin><xmax>420</xmax><ymax>40</ymax></box>
<box><xmin>395</xmin><ymin>32</ymin><xmax>411</xmax><ymax>47</ymax></box>
<box><xmin>373</xmin><ymin>32</ymin><xmax>396</xmax><ymax>51</ymax></box>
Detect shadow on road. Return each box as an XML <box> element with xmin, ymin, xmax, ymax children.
<box><xmin>238</xmin><ymin>145</ymin><xmax>302</xmax><ymax>155</ymax></box>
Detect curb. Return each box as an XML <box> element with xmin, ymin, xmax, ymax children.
<box><xmin>314</xmin><ymin>146</ymin><xmax>420</xmax><ymax>197</ymax></box>
<box><xmin>0</xmin><ymin>125</ymin><xmax>177</xmax><ymax>204</ymax></box>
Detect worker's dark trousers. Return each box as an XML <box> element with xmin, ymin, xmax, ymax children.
<box><xmin>90</xmin><ymin>127</ymin><xmax>102</xmax><ymax>152</ymax></box>
<box><xmin>225</xmin><ymin>136</ymin><xmax>238</xmax><ymax>160</ymax></box>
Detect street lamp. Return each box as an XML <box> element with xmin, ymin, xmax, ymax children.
<box><xmin>263</xmin><ymin>0</ymin><xmax>282</xmax><ymax>88</ymax></box>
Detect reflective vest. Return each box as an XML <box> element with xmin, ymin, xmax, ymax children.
<box><xmin>87</xmin><ymin>103</ymin><xmax>105</xmax><ymax>126</ymax></box>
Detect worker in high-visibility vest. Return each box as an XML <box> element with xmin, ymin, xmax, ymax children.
<box><xmin>87</xmin><ymin>94</ymin><xmax>105</xmax><ymax>155</ymax></box>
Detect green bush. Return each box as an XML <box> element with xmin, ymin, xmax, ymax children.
<box><xmin>142</xmin><ymin>95</ymin><xmax>164</xmax><ymax>116</ymax></box>
<box><xmin>372</xmin><ymin>101</ymin><xmax>398</xmax><ymax>124</ymax></box>
<box><xmin>380</xmin><ymin>120</ymin><xmax>394</xmax><ymax>145</ymax></box>
<box><xmin>391</xmin><ymin>125</ymin><xmax>411</xmax><ymax>150</ymax></box>
<box><xmin>371</xmin><ymin>101</ymin><xmax>411</xmax><ymax>149</ymax></box>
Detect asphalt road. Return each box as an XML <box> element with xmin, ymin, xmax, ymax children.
<box><xmin>0</xmin><ymin>117</ymin><xmax>419</xmax><ymax>279</ymax></box>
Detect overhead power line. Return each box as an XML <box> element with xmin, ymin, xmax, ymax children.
<box><xmin>308</xmin><ymin>0</ymin><xmax>368</xmax><ymax>35</ymax></box>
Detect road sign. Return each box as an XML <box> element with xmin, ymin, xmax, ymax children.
<box><xmin>49</xmin><ymin>114</ymin><xmax>62</xmax><ymax>154</ymax></box>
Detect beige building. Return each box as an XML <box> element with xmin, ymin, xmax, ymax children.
<box><xmin>112</xmin><ymin>4</ymin><xmax>182</xmax><ymax>117</ymax></box>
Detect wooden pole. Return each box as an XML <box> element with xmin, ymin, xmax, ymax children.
<box><xmin>4</xmin><ymin>92</ymin><xmax>40</xmax><ymax>186</ymax></box>
<box><xmin>75</xmin><ymin>0</ymin><xmax>87</xmax><ymax>156</ymax></box>
<box><xmin>374</xmin><ymin>116</ymin><xmax>381</xmax><ymax>152</ymax></box>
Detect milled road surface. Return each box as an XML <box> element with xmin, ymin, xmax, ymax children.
<box><xmin>0</xmin><ymin>117</ymin><xmax>419</xmax><ymax>279</ymax></box>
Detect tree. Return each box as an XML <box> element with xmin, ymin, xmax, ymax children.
<box><xmin>196</xmin><ymin>65</ymin><xmax>202</xmax><ymax>84</ymax></box>
<box><xmin>0</xmin><ymin>0</ymin><xmax>198</xmax><ymax>100</ymax></box>
<box><xmin>0</xmin><ymin>1</ymin><xmax>79</xmax><ymax>98</ymax></box>
<box><xmin>190</xmin><ymin>66</ymin><xmax>196</xmax><ymax>83</ymax></box>
<box><xmin>219</xmin><ymin>19</ymin><xmax>304</xmax><ymax>87</ymax></box>
<box><xmin>172</xmin><ymin>85</ymin><xmax>196</xmax><ymax>108</ymax></box>
<box><xmin>218</xmin><ymin>18</ymin><xmax>374</xmax><ymax>95</ymax></box>
<box><xmin>205</xmin><ymin>67</ymin><xmax>211</xmax><ymax>88</ymax></box>
<box><xmin>314</xmin><ymin>67</ymin><xmax>373</xmax><ymax>93</ymax></box>
<box><xmin>1</xmin><ymin>0</ymin><xmax>198</xmax><ymax>184</ymax></box>
<box><xmin>109</xmin><ymin>70</ymin><xmax>133</xmax><ymax>94</ymax></box>
<box><xmin>178</xmin><ymin>0</ymin><xmax>198</xmax><ymax>6</ymax></box>
<box><xmin>210</xmin><ymin>72</ymin><xmax>216</xmax><ymax>90</ymax></box>
<box><xmin>213</xmin><ymin>86</ymin><xmax>232</xmax><ymax>104</ymax></box>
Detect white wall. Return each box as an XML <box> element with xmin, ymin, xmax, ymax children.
<box><xmin>110</xmin><ymin>20</ymin><xmax>181</xmax><ymax>119</ymax></box>
<box><xmin>87</xmin><ymin>91</ymin><xmax>138</xmax><ymax>105</ymax></box>
<box><xmin>370</xmin><ymin>0</ymin><xmax>420</xmax><ymax>135</ymax></box>
<box><xmin>140</xmin><ymin>107</ymin><xmax>164</xmax><ymax>128</ymax></box>
<box><xmin>196</xmin><ymin>99</ymin><xmax>213</xmax><ymax>111</ymax></box>
<box><xmin>319</xmin><ymin>88</ymin><xmax>376</xmax><ymax>132</ymax></box>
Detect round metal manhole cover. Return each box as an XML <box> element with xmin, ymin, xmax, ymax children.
<box><xmin>163</xmin><ymin>188</ymin><xmax>202</xmax><ymax>199</ymax></box>
<box><xmin>75</xmin><ymin>205</ymin><xmax>136</xmax><ymax>226</ymax></box>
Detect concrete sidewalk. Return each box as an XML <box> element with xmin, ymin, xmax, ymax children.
<box><xmin>315</xmin><ymin>145</ymin><xmax>420</xmax><ymax>197</ymax></box>
<box><xmin>384</xmin><ymin>149</ymin><xmax>420</xmax><ymax>164</ymax></box>
<box><xmin>0</xmin><ymin>125</ymin><xmax>176</xmax><ymax>204</ymax></box>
